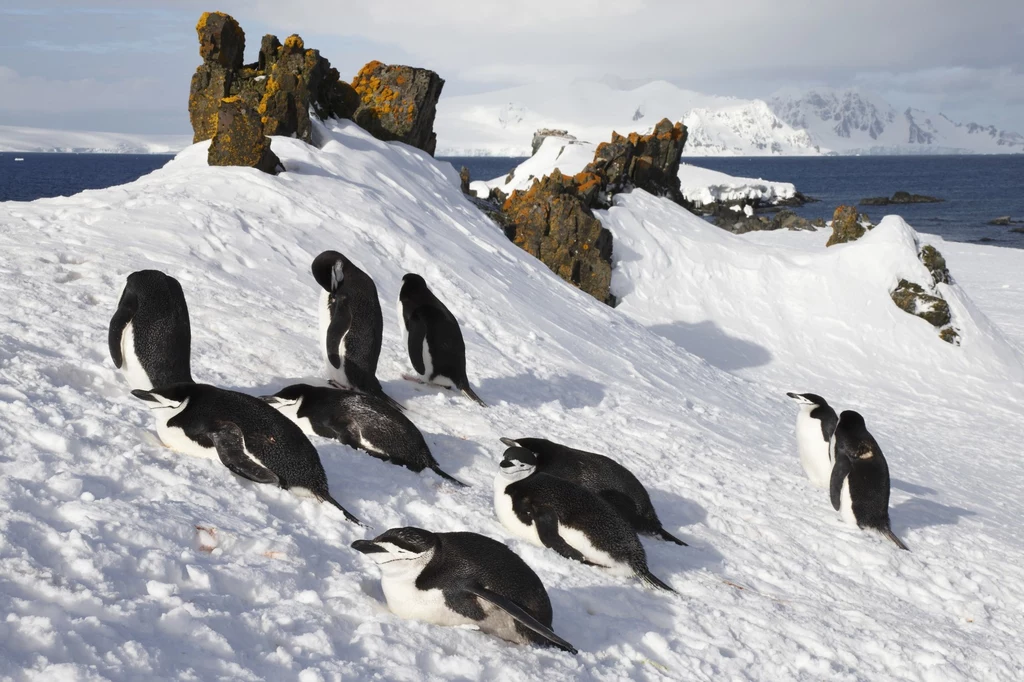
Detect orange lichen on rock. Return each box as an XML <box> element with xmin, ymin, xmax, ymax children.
<box><xmin>350</xmin><ymin>60</ymin><xmax>444</xmax><ymax>155</ymax></box>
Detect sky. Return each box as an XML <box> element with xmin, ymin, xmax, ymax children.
<box><xmin>0</xmin><ymin>0</ymin><xmax>1022</xmax><ymax>135</ymax></box>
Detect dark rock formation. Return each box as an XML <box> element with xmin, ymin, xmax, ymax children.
<box><xmin>988</xmin><ymin>215</ymin><xmax>1012</xmax><ymax>226</ymax></box>
<box><xmin>826</xmin><ymin>205</ymin><xmax>866</xmax><ymax>246</ymax></box>
<box><xmin>811</xmin><ymin>217</ymin><xmax>826</xmax><ymax>228</ymax></box>
<box><xmin>501</xmin><ymin>170</ymin><xmax>615</xmax><ymax>305</ymax></box>
<box><xmin>583</xmin><ymin>119</ymin><xmax>688</xmax><ymax>205</ymax></box>
<box><xmin>920</xmin><ymin>245</ymin><xmax>952</xmax><ymax>285</ymax></box>
<box><xmin>188</xmin><ymin>12</ymin><xmax>359</xmax><ymax>152</ymax></box>
<box><xmin>773</xmin><ymin>209</ymin><xmax>814</xmax><ymax>231</ymax></box>
<box><xmin>713</xmin><ymin>206</ymin><xmax>771</xmax><ymax>234</ymax></box>
<box><xmin>459</xmin><ymin>166</ymin><xmax>471</xmax><ymax>194</ymax></box>
<box><xmin>531</xmin><ymin>129</ymin><xmax>576</xmax><ymax>155</ymax></box>
<box><xmin>860</xmin><ymin>191</ymin><xmax>943</xmax><ymax>206</ymax></box>
<box><xmin>890</xmin><ymin>280</ymin><xmax>951</xmax><ymax>327</ymax></box>
<box><xmin>208</xmin><ymin>97</ymin><xmax>283</xmax><ymax>174</ymax></box>
<box><xmin>351</xmin><ymin>61</ymin><xmax>444</xmax><ymax>155</ymax></box>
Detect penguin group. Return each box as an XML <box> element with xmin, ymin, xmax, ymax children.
<box><xmin>109</xmin><ymin>250</ymin><xmax>915</xmax><ymax>656</ymax></box>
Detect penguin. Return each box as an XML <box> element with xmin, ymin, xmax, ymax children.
<box><xmin>493</xmin><ymin>447</ymin><xmax>674</xmax><ymax>592</ymax></box>
<box><xmin>398</xmin><ymin>273</ymin><xmax>485</xmax><ymax>406</ymax></box>
<box><xmin>131</xmin><ymin>382</ymin><xmax>362</xmax><ymax>525</ymax></box>
<box><xmin>108</xmin><ymin>270</ymin><xmax>192</xmax><ymax>391</ymax></box>
<box><xmin>311</xmin><ymin>250</ymin><xmax>401</xmax><ymax>411</ymax></box>
<box><xmin>352</xmin><ymin>526</ymin><xmax>576</xmax><ymax>654</ymax></box>
<box><xmin>499</xmin><ymin>436</ymin><xmax>685</xmax><ymax>546</ymax></box>
<box><xmin>786</xmin><ymin>392</ymin><xmax>839</xmax><ymax>489</ymax></box>
<box><xmin>829</xmin><ymin>410</ymin><xmax>908</xmax><ymax>550</ymax></box>
<box><xmin>263</xmin><ymin>383</ymin><xmax>466</xmax><ymax>486</ymax></box>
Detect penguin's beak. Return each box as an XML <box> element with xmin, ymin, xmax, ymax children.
<box><xmin>499</xmin><ymin>437</ymin><xmax>520</xmax><ymax>448</ymax></box>
<box><xmin>785</xmin><ymin>392</ymin><xmax>800</xmax><ymax>399</ymax></box>
<box><xmin>351</xmin><ymin>540</ymin><xmax>386</xmax><ymax>554</ymax></box>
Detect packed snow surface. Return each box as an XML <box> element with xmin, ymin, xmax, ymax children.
<box><xmin>2</xmin><ymin>119</ymin><xmax>1024</xmax><ymax>681</ymax></box>
<box><xmin>474</xmin><ymin>135</ymin><xmax>797</xmax><ymax>206</ymax></box>
<box><xmin>0</xmin><ymin>125</ymin><xmax>189</xmax><ymax>154</ymax></box>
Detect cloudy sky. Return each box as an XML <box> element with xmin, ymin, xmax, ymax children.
<box><xmin>1</xmin><ymin>0</ymin><xmax>1022</xmax><ymax>134</ymax></box>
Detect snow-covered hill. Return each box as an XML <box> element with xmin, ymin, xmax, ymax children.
<box><xmin>2</xmin><ymin>120</ymin><xmax>1024</xmax><ymax>680</ymax></box>
<box><xmin>769</xmin><ymin>88</ymin><xmax>1024</xmax><ymax>155</ymax></box>
<box><xmin>0</xmin><ymin>125</ymin><xmax>189</xmax><ymax>154</ymax></box>
<box><xmin>435</xmin><ymin>79</ymin><xmax>823</xmax><ymax>157</ymax></box>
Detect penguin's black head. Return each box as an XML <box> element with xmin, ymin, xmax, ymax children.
<box><xmin>836</xmin><ymin>410</ymin><xmax>877</xmax><ymax>459</ymax></box>
<box><xmin>787</xmin><ymin>392</ymin><xmax>828</xmax><ymax>408</ymax></box>
<box><xmin>261</xmin><ymin>383</ymin><xmax>311</xmax><ymax>406</ymax></box>
<box><xmin>401</xmin><ymin>273</ymin><xmax>427</xmax><ymax>289</ymax></box>
<box><xmin>311</xmin><ymin>250</ymin><xmax>347</xmax><ymax>293</ymax></box>
<box><xmin>352</xmin><ymin>527</ymin><xmax>437</xmax><ymax>565</ymax></box>
<box><xmin>131</xmin><ymin>383</ymin><xmax>195</xmax><ymax>410</ymax></box>
<box><xmin>499</xmin><ymin>447</ymin><xmax>538</xmax><ymax>479</ymax></box>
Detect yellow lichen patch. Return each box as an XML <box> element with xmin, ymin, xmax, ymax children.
<box><xmin>196</xmin><ymin>12</ymin><xmax>211</xmax><ymax>31</ymax></box>
<box><xmin>283</xmin><ymin>34</ymin><xmax>304</xmax><ymax>51</ymax></box>
<box><xmin>221</xmin><ymin>95</ymin><xmax>241</xmax><ymax>103</ymax></box>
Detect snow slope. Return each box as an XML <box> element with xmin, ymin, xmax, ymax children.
<box><xmin>769</xmin><ymin>88</ymin><xmax>1024</xmax><ymax>155</ymax></box>
<box><xmin>473</xmin><ymin>135</ymin><xmax>797</xmax><ymax>207</ymax></box>
<box><xmin>435</xmin><ymin>79</ymin><xmax>822</xmax><ymax>157</ymax></box>
<box><xmin>0</xmin><ymin>125</ymin><xmax>189</xmax><ymax>154</ymax></box>
<box><xmin>2</xmin><ymin>120</ymin><xmax>1024</xmax><ymax>680</ymax></box>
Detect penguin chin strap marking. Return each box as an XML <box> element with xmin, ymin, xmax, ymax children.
<box><xmin>331</xmin><ymin>261</ymin><xmax>344</xmax><ymax>291</ymax></box>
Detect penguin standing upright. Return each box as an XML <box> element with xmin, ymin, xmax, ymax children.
<box><xmin>786</xmin><ymin>392</ymin><xmax>839</xmax><ymax>489</ymax></box>
<box><xmin>131</xmin><ymin>382</ymin><xmax>362</xmax><ymax>525</ymax></box>
<box><xmin>352</xmin><ymin>527</ymin><xmax>576</xmax><ymax>653</ymax></box>
<box><xmin>311</xmin><ymin>251</ymin><xmax>401</xmax><ymax>410</ymax></box>
<box><xmin>263</xmin><ymin>383</ymin><xmax>466</xmax><ymax>486</ymax></box>
<box><xmin>493</xmin><ymin>447</ymin><xmax>674</xmax><ymax>592</ymax></box>
<box><xmin>108</xmin><ymin>270</ymin><xmax>192</xmax><ymax>390</ymax></box>
<box><xmin>499</xmin><ymin>436</ymin><xmax>685</xmax><ymax>545</ymax></box>
<box><xmin>398</xmin><ymin>273</ymin><xmax>485</xmax><ymax>406</ymax></box>
<box><xmin>830</xmin><ymin>410</ymin><xmax>908</xmax><ymax>550</ymax></box>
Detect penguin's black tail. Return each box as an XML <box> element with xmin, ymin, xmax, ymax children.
<box><xmin>654</xmin><ymin>526</ymin><xmax>689</xmax><ymax>547</ymax></box>
<box><xmin>882</xmin><ymin>528</ymin><xmax>909</xmax><ymax>551</ymax></box>
<box><xmin>637</xmin><ymin>567</ymin><xmax>676</xmax><ymax>593</ymax></box>
<box><xmin>430</xmin><ymin>464</ymin><xmax>468</xmax><ymax>487</ymax></box>
<box><xmin>319</xmin><ymin>492</ymin><xmax>365</xmax><ymax>527</ymax></box>
<box><xmin>460</xmin><ymin>383</ymin><xmax>487</xmax><ymax>407</ymax></box>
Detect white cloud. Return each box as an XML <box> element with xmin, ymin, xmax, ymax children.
<box><xmin>0</xmin><ymin>66</ymin><xmax>172</xmax><ymax>112</ymax></box>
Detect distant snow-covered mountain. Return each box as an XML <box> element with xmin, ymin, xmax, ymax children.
<box><xmin>434</xmin><ymin>79</ymin><xmax>1022</xmax><ymax>157</ymax></box>
<box><xmin>768</xmin><ymin>88</ymin><xmax>1024</xmax><ymax>155</ymax></box>
<box><xmin>0</xmin><ymin>125</ymin><xmax>189</xmax><ymax>154</ymax></box>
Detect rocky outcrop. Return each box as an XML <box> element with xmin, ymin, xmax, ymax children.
<box><xmin>501</xmin><ymin>170</ymin><xmax>614</xmax><ymax>305</ymax></box>
<box><xmin>920</xmin><ymin>245</ymin><xmax>952</xmax><ymax>285</ymax></box>
<box><xmin>459</xmin><ymin>166</ymin><xmax>471</xmax><ymax>194</ymax></box>
<box><xmin>826</xmin><ymin>205</ymin><xmax>866</xmax><ymax>246</ymax></box>
<box><xmin>584</xmin><ymin>119</ymin><xmax>688</xmax><ymax>205</ymax></box>
<box><xmin>188</xmin><ymin>12</ymin><xmax>358</xmax><ymax>157</ymax></box>
<box><xmin>889</xmin><ymin>243</ymin><xmax>959</xmax><ymax>344</ymax></box>
<box><xmin>531</xmin><ymin>129</ymin><xmax>576</xmax><ymax>155</ymax></box>
<box><xmin>351</xmin><ymin>61</ymin><xmax>444</xmax><ymax>155</ymax></box>
<box><xmin>713</xmin><ymin>207</ymin><xmax>815</xmax><ymax>234</ymax></box>
<box><xmin>860</xmin><ymin>191</ymin><xmax>943</xmax><ymax>206</ymax></box>
<box><xmin>208</xmin><ymin>97</ymin><xmax>282</xmax><ymax>174</ymax></box>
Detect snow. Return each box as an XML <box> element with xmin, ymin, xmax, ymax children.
<box><xmin>0</xmin><ymin>125</ymin><xmax>189</xmax><ymax>154</ymax></box>
<box><xmin>2</xmin><ymin>118</ymin><xmax>1024</xmax><ymax>680</ymax></box>
<box><xmin>477</xmin><ymin>135</ymin><xmax>797</xmax><ymax>207</ymax></box>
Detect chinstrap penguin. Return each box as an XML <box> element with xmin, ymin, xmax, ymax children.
<box><xmin>131</xmin><ymin>382</ymin><xmax>362</xmax><ymax>525</ymax></box>
<box><xmin>352</xmin><ymin>527</ymin><xmax>577</xmax><ymax>654</ymax></box>
<box><xmin>786</xmin><ymin>392</ymin><xmax>839</xmax><ymax>489</ymax></box>
<box><xmin>494</xmin><ymin>447</ymin><xmax>674</xmax><ymax>592</ymax></box>
<box><xmin>500</xmin><ymin>436</ymin><xmax>686</xmax><ymax>546</ymax></box>
<box><xmin>398</xmin><ymin>273</ymin><xmax>486</xmax><ymax>406</ymax></box>
<box><xmin>108</xmin><ymin>270</ymin><xmax>193</xmax><ymax>390</ymax></box>
<box><xmin>830</xmin><ymin>410</ymin><xmax>908</xmax><ymax>550</ymax></box>
<box><xmin>311</xmin><ymin>250</ymin><xmax>401</xmax><ymax>411</ymax></box>
<box><xmin>263</xmin><ymin>383</ymin><xmax>466</xmax><ymax>486</ymax></box>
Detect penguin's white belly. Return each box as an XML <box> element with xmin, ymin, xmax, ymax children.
<box><xmin>120</xmin><ymin>322</ymin><xmax>153</xmax><ymax>391</ymax></box>
<box><xmin>839</xmin><ymin>477</ymin><xmax>857</xmax><ymax>527</ymax></box>
<box><xmin>796</xmin><ymin>415</ymin><xmax>832</xmax><ymax>489</ymax></box>
<box><xmin>270</xmin><ymin>402</ymin><xmax>317</xmax><ymax>437</ymax></box>
<box><xmin>493</xmin><ymin>480</ymin><xmax>542</xmax><ymax>546</ymax></box>
<box><xmin>319</xmin><ymin>290</ymin><xmax>349</xmax><ymax>385</ymax></box>
<box><xmin>381</xmin><ymin>578</ymin><xmax>472</xmax><ymax>628</ymax></box>
<box><xmin>156</xmin><ymin>420</ymin><xmax>217</xmax><ymax>460</ymax></box>
<box><xmin>558</xmin><ymin>525</ymin><xmax>632</xmax><ymax>576</ymax></box>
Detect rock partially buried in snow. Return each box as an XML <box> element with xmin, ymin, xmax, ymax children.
<box><xmin>920</xmin><ymin>244</ymin><xmax>952</xmax><ymax>285</ymax></box>
<box><xmin>208</xmin><ymin>97</ymin><xmax>283</xmax><ymax>174</ymax></box>
<box><xmin>351</xmin><ymin>61</ymin><xmax>445</xmax><ymax>156</ymax></box>
<box><xmin>584</xmin><ymin>119</ymin><xmax>688</xmax><ymax>205</ymax></box>
<box><xmin>890</xmin><ymin>280</ymin><xmax>952</xmax><ymax>327</ymax></box>
<box><xmin>531</xmin><ymin>128</ymin><xmax>576</xmax><ymax>155</ymax></box>
<box><xmin>826</xmin><ymin>205</ymin><xmax>866</xmax><ymax>246</ymax></box>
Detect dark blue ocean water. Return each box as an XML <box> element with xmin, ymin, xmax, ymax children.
<box><xmin>0</xmin><ymin>152</ymin><xmax>173</xmax><ymax>203</ymax></box>
<box><xmin>443</xmin><ymin>155</ymin><xmax>1024</xmax><ymax>249</ymax></box>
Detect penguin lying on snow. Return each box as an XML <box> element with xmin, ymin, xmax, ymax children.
<box><xmin>494</xmin><ymin>447</ymin><xmax>674</xmax><ymax>592</ymax></box>
<box><xmin>263</xmin><ymin>383</ymin><xmax>466</xmax><ymax>486</ymax></box>
<box><xmin>830</xmin><ymin>410</ymin><xmax>909</xmax><ymax>550</ymax></box>
<box><xmin>311</xmin><ymin>250</ymin><xmax>402</xmax><ymax>411</ymax></box>
<box><xmin>109</xmin><ymin>270</ymin><xmax>192</xmax><ymax>391</ymax></box>
<box><xmin>398</xmin><ymin>274</ymin><xmax>486</xmax><ymax>406</ymax></box>
<box><xmin>353</xmin><ymin>527</ymin><xmax>577</xmax><ymax>654</ymax></box>
<box><xmin>131</xmin><ymin>383</ymin><xmax>362</xmax><ymax>525</ymax></box>
<box><xmin>500</xmin><ymin>437</ymin><xmax>686</xmax><ymax>546</ymax></box>
<box><xmin>786</xmin><ymin>392</ymin><xmax>839</xmax><ymax>489</ymax></box>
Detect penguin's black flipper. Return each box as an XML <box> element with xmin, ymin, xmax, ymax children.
<box><xmin>830</xmin><ymin>454</ymin><xmax>851</xmax><ymax>511</ymax></box>
<box><xmin>882</xmin><ymin>528</ymin><xmax>910</xmax><ymax>551</ymax></box>
<box><xmin>209</xmin><ymin>422</ymin><xmax>280</xmax><ymax>486</ymax></box>
<box><xmin>464</xmin><ymin>584</ymin><xmax>578</xmax><ymax>655</ymax></box>
<box><xmin>405</xmin><ymin>311</ymin><xmax>427</xmax><ymax>376</ymax></box>
<box><xmin>319</xmin><ymin>491</ymin><xmax>365</xmax><ymax>527</ymax></box>
<box><xmin>533</xmin><ymin>507</ymin><xmax>598</xmax><ymax>566</ymax></box>
<box><xmin>654</xmin><ymin>527</ymin><xmax>688</xmax><ymax>546</ymax></box>
<box><xmin>108</xmin><ymin>289</ymin><xmax>138</xmax><ymax>368</ymax></box>
<box><xmin>428</xmin><ymin>464</ymin><xmax>468</xmax><ymax>487</ymax></box>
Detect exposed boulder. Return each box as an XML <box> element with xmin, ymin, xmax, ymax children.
<box><xmin>197</xmin><ymin>11</ymin><xmax>245</xmax><ymax>69</ymax></box>
<box><xmin>811</xmin><ymin>217</ymin><xmax>826</xmax><ymax>228</ymax></box>
<box><xmin>459</xmin><ymin>166</ymin><xmax>471</xmax><ymax>194</ymax></box>
<box><xmin>501</xmin><ymin>170</ymin><xmax>615</xmax><ymax>305</ymax></box>
<box><xmin>773</xmin><ymin>209</ymin><xmax>814</xmax><ymax>231</ymax></box>
<box><xmin>890</xmin><ymin>280</ymin><xmax>951</xmax><ymax>327</ymax></box>
<box><xmin>531</xmin><ymin>129</ymin><xmax>576</xmax><ymax>155</ymax></box>
<box><xmin>351</xmin><ymin>61</ymin><xmax>445</xmax><ymax>155</ymax></box>
<box><xmin>920</xmin><ymin>244</ymin><xmax>952</xmax><ymax>285</ymax></box>
<box><xmin>584</xmin><ymin>119</ymin><xmax>688</xmax><ymax>205</ymax></box>
<box><xmin>826</xmin><ymin>205</ymin><xmax>866</xmax><ymax>246</ymax></box>
<box><xmin>988</xmin><ymin>215</ymin><xmax>1011</xmax><ymax>226</ymax></box>
<box><xmin>208</xmin><ymin>96</ymin><xmax>283</xmax><ymax>175</ymax></box>
<box><xmin>860</xmin><ymin>191</ymin><xmax>943</xmax><ymax>206</ymax></box>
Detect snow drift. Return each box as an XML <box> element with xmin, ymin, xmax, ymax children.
<box><xmin>1</xmin><ymin>120</ymin><xmax>1024</xmax><ymax>681</ymax></box>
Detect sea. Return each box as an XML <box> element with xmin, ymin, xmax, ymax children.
<box><xmin>2</xmin><ymin>152</ymin><xmax>1022</xmax><ymax>248</ymax></box>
